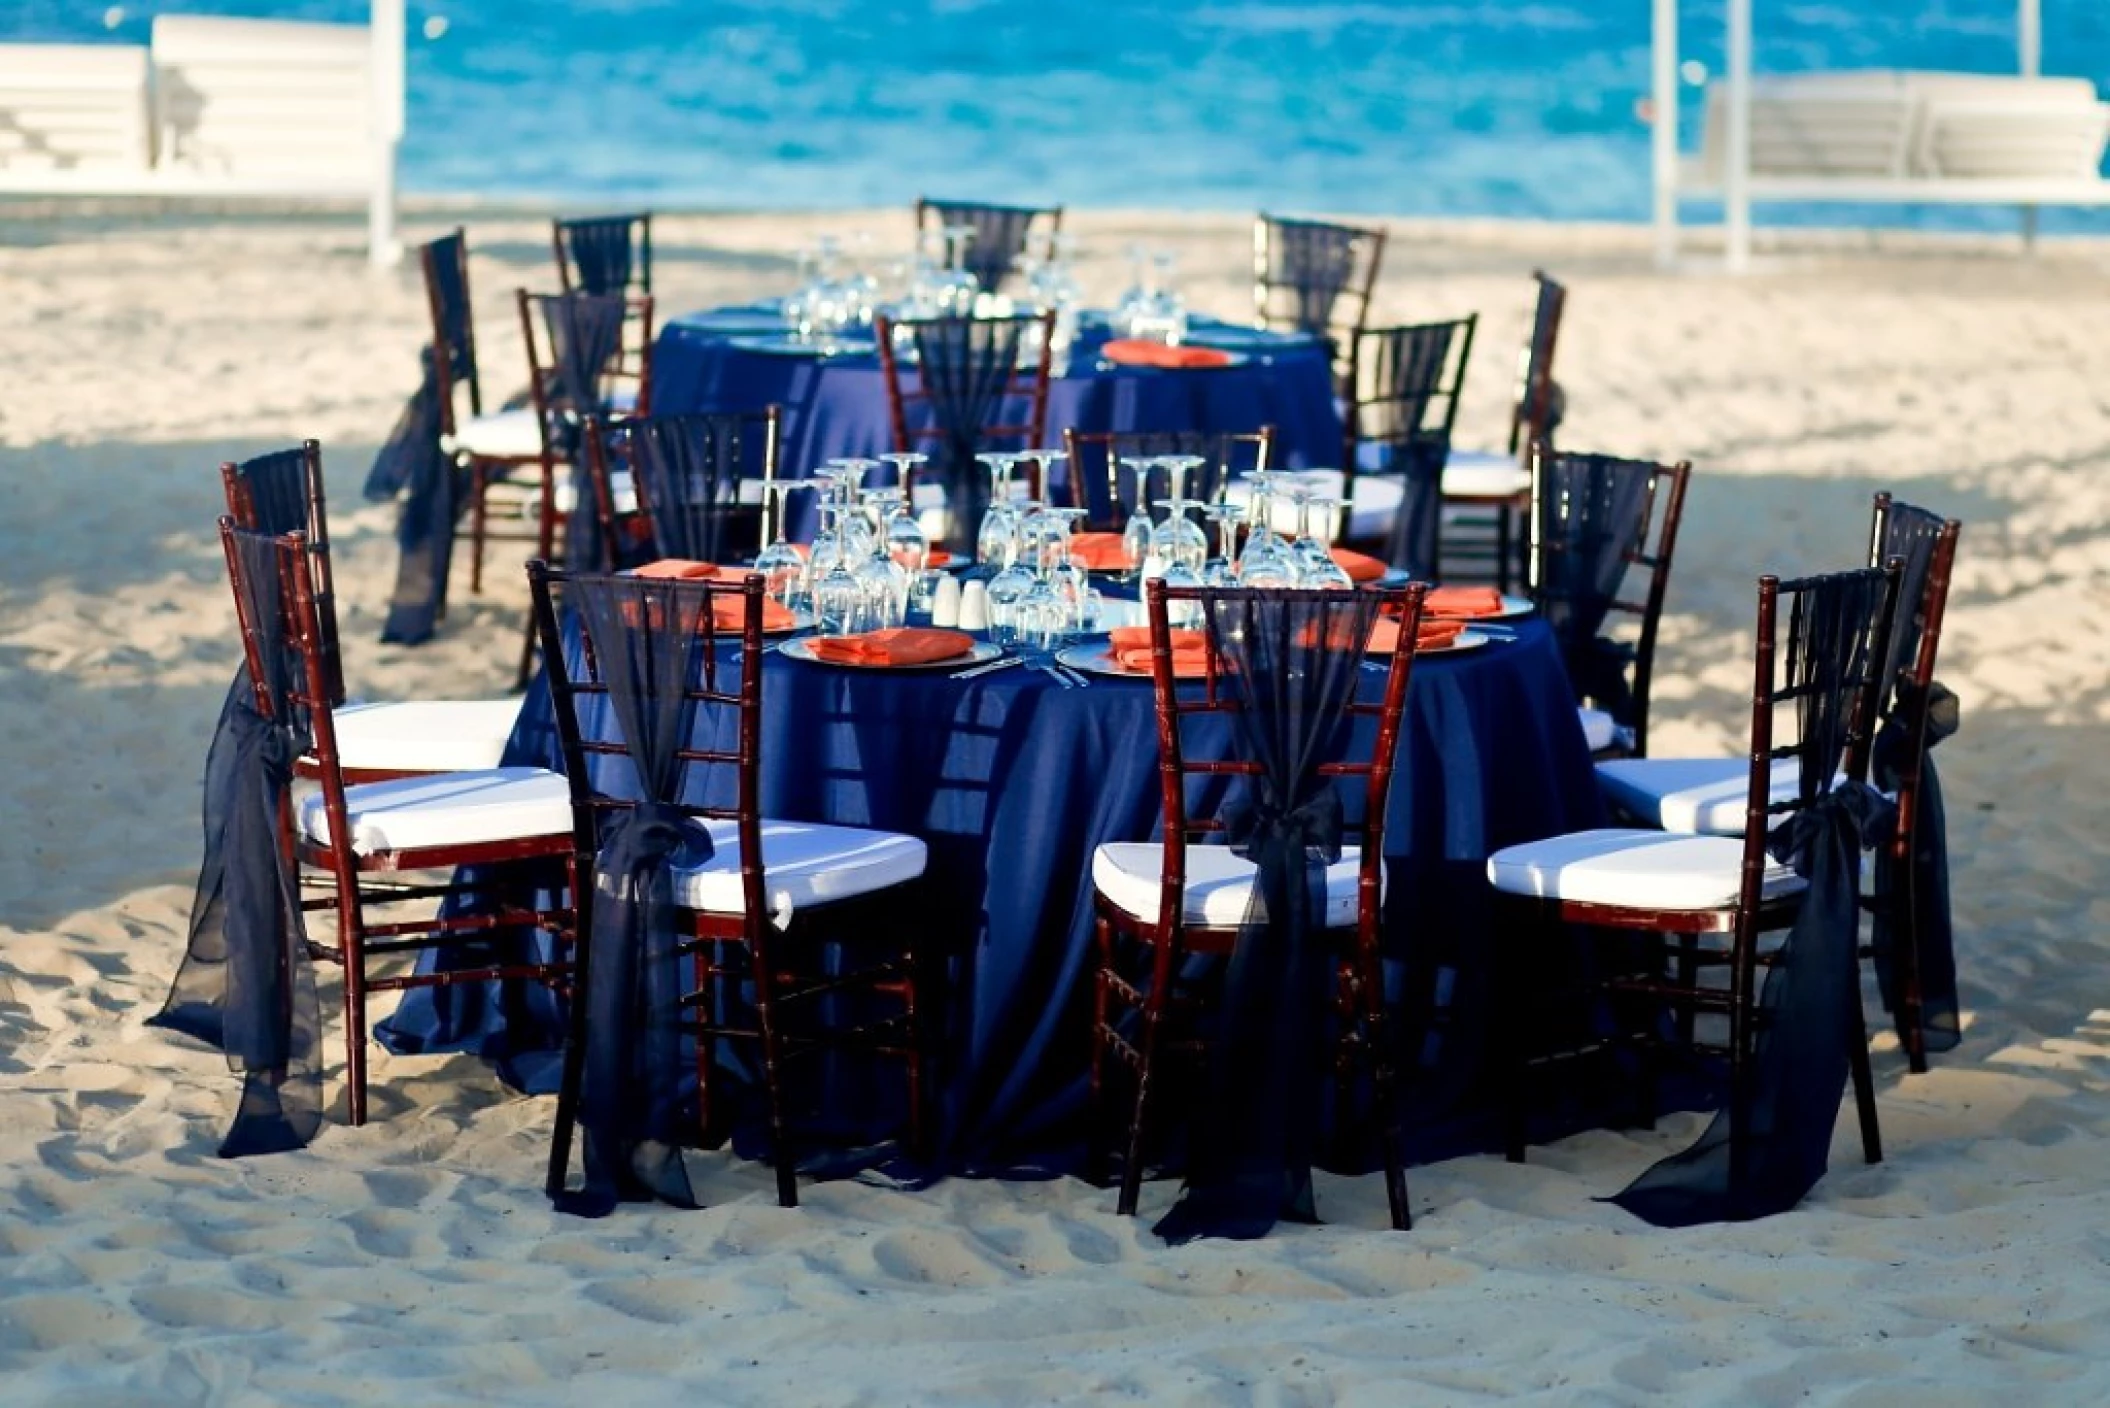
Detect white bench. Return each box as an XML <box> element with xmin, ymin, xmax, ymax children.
<box><xmin>1679</xmin><ymin>69</ymin><xmax>2110</xmax><ymax>209</ymax></box>
<box><xmin>0</xmin><ymin>8</ymin><xmax>404</xmax><ymax>265</ymax></box>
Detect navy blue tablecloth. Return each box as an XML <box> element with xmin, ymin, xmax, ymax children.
<box><xmin>382</xmin><ymin>616</ymin><xmax>1603</xmax><ymax>1171</ymax></box>
<box><xmin>651</xmin><ymin>312</ymin><xmax>1343</xmax><ymax>538</ymax></box>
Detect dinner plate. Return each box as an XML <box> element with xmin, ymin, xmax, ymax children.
<box><xmin>1053</xmin><ymin>641</ymin><xmax>1155</xmax><ymax>680</ymax></box>
<box><xmin>725</xmin><ymin>334</ymin><xmax>876</xmax><ymax>359</ymax></box>
<box><xmin>687</xmin><ymin>312</ymin><xmax>791</xmax><ymax>336</ymax></box>
<box><xmin>779</xmin><ymin>638</ymin><xmax>1002</xmax><ymax>670</ymax></box>
<box><xmin>1097</xmin><ymin>349</ymin><xmax>1250</xmax><ymax>372</ymax></box>
<box><xmin>1179</xmin><ymin>325</ymin><xmax>1317</xmax><ymax>353</ymax></box>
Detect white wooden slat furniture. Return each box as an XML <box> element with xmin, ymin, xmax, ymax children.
<box><xmin>0</xmin><ymin>3</ymin><xmax>405</xmax><ymax>266</ymax></box>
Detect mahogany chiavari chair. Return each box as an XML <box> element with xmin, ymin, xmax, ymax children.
<box><xmin>552</xmin><ymin>211</ymin><xmax>652</xmax><ymax>297</ymax></box>
<box><xmin>219</xmin><ymin>521</ymin><xmax>576</xmax><ymax>1127</ymax></box>
<box><xmin>1526</xmin><ymin>448</ymin><xmax>1692</xmax><ymax>760</ymax></box>
<box><xmin>1252</xmin><ymin>213</ymin><xmax>1387</xmax><ymax>393</ymax></box>
<box><xmin>1335</xmin><ymin>316</ymin><xmax>1478</xmax><ymax>571</ymax></box>
<box><xmin>1487</xmin><ymin>564</ymin><xmax>1901</xmax><ymax>1190</ymax></box>
<box><xmin>1060</xmin><ymin>427</ymin><xmax>1273</xmax><ymax>531</ymax></box>
<box><xmin>1442</xmin><ymin>270</ymin><xmax>1568</xmax><ymax>590</ymax></box>
<box><xmin>873</xmin><ymin>310</ymin><xmax>1056</xmax><ymax>548</ymax></box>
<box><xmin>579</xmin><ymin>408</ymin><xmax>782</xmax><ymax>572</ymax></box>
<box><xmin>914</xmin><ymin>197</ymin><xmax>1064</xmax><ymax>293</ymax></box>
<box><xmin>532</xmin><ymin>563</ymin><xmax>933</xmax><ymax>1210</ymax></box>
<box><xmin>1088</xmin><ymin>578</ymin><xmax>1431</xmax><ymax>1234</ymax></box>
<box><xmin>221</xmin><ymin>441</ymin><xmax>518</xmax><ymax>782</ymax></box>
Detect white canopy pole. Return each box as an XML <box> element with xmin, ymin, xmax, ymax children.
<box><xmin>1725</xmin><ymin>0</ymin><xmax>1753</xmax><ymax>272</ymax></box>
<box><xmin>2020</xmin><ymin>0</ymin><xmax>2042</xmax><ymax>248</ymax></box>
<box><xmin>368</xmin><ymin>0</ymin><xmax>405</xmax><ymax>268</ymax></box>
<box><xmin>1651</xmin><ymin>0</ymin><xmax>1680</xmax><ymax>268</ymax></box>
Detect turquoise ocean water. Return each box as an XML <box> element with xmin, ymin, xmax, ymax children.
<box><xmin>12</xmin><ymin>0</ymin><xmax>2110</xmax><ymax>231</ymax></box>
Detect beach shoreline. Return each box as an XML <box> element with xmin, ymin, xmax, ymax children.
<box><xmin>3</xmin><ymin>209</ymin><xmax>2109</xmax><ymax>1404</ymax></box>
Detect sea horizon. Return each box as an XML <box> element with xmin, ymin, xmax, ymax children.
<box><xmin>11</xmin><ymin>0</ymin><xmax>2110</xmax><ymax>234</ymax></box>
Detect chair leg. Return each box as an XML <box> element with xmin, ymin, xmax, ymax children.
<box><xmin>1085</xmin><ymin>914</ymin><xmax>1115</xmax><ymax>1189</ymax></box>
<box><xmin>750</xmin><ymin>964</ymin><xmax>800</xmax><ymax>1209</ymax></box>
<box><xmin>1494</xmin><ymin>505</ymin><xmax>1514</xmax><ymax>593</ymax></box>
<box><xmin>468</xmin><ymin>462</ymin><xmax>489</xmax><ymax>595</ymax></box>
<box><xmin>691</xmin><ymin>946</ymin><xmax>720</xmax><ymax>1150</ymax></box>
<box><xmin>341</xmin><ymin>924</ymin><xmax>369</xmax><ymax>1127</ymax></box>
<box><xmin>515</xmin><ymin>608</ymin><xmax>540</xmax><ymax>691</ymax></box>
<box><xmin>1495</xmin><ymin>897</ymin><xmax>1529</xmax><ymax>1164</ymax></box>
<box><xmin>1352</xmin><ymin>949</ymin><xmax>1411</xmax><ymax>1231</ymax></box>
<box><xmin>901</xmin><ymin>946</ymin><xmax>929</xmax><ymax>1165</ymax></box>
<box><xmin>1893</xmin><ymin>871</ymin><xmax>1930</xmax><ymax>1076</ymax></box>
<box><xmin>1847</xmin><ymin>991</ymin><xmax>1883</xmax><ymax>1165</ymax></box>
<box><xmin>545</xmin><ymin>891</ymin><xmax>595</xmax><ymax>1199</ymax></box>
<box><xmin>1117</xmin><ymin>1007</ymin><xmax>1164</xmax><ymax>1219</ymax></box>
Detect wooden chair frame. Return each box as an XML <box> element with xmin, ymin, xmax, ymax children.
<box><xmin>1862</xmin><ymin>494</ymin><xmax>1962</xmax><ymax>1074</ymax></box>
<box><xmin>219</xmin><ymin>520</ymin><xmax>575</xmax><ymax>1128</ymax></box>
<box><xmin>913</xmin><ymin>197</ymin><xmax>1064</xmax><ymax>292</ymax></box>
<box><xmin>1088</xmin><ymin>579</ymin><xmax>1429</xmax><ymax>1232</ymax></box>
<box><xmin>1526</xmin><ymin>449</ymin><xmax>1693</xmax><ymax>760</ymax></box>
<box><xmin>530</xmin><ymin>563</ymin><xmax>932</xmax><ymax>1208</ymax></box>
<box><xmin>1445</xmin><ymin>272</ymin><xmax>1569</xmax><ymax>591</ymax></box>
<box><xmin>873</xmin><ymin>310</ymin><xmax>1057</xmax><ymax>519</ymax></box>
<box><xmin>1060</xmin><ymin>427</ymin><xmax>1273</xmax><ymax>531</ymax></box>
<box><xmin>578</xmin><ymin>407</ymin><xmax>783</xmax><ymax>572</ymax></box>
<box><xmin>1338</xmin><ymin>315</ymin><xmax>1479</xmax><ymax>561</ymax></box>
<box><xmin>1492</xmin><ymin>565</ymin><xmax>1901</xmax><ymax>1178</ymax></box>
<box><xmin>1251</xmin><ymin>213</ymin><xmax>1388</xmax><ymax>360</ymax></box>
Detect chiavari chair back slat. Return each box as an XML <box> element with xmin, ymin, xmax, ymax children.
<box><xmin>914</xmin><ymin>197</ymin><xmax>1064</xmax><ymax>293</ymax></box>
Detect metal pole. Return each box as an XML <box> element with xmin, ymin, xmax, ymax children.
<box><xmin>368</xmin><ymin>0</ymin><xmax>405</xmax><ymax>268</ymax></box>
<box><xmin>1725</xmin><ymin>0</ymin><xmax>1753</xmax><ymax>272</ymax></box>
<box><xmin>2019</xmin><ymin>0</ymin><xmax>2042</xmax><ymax>248</ymax></box>
<box><xmin>1652</xmin><ymin>0</ymin><xmax>1680</xmax><ymax>268</ymax></box>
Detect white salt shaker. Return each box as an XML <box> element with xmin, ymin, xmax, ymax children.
<box><xmin>931</xmin><ymin>573</ymin><xmax>963</xmax><ymax>627</ymax></box>
<box><xmin>957</xmin><ymin>580</ymin><xmax>991</xmax><ymax>631</ymax></box>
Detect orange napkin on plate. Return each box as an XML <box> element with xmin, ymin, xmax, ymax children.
<box><xmin>1423</xmin><ymin>585</ymin><xmax>1505</xmax><ymax>618</ymax></box>
<box><xmin>632</xmin><ymin>559</ymin><xmax>717</xmax><ymax>579</ymax></box>
<box><xmin>805</xmin><ymin>627</ymin><xmax>975</xmax><ymax>666</ymax></box>
<box><xmin>1330</xmin><ymin>547</ymin><xmax>1388</xmax><ymax>583</ymax></box>
<box><xmin>708</xmin><ymin>595</ymin><xmax>798</xmax><ymax>633</ymax></box>
<box><xmin>1108</xmin><ymin>625</ymin><xmax>1209</xmax><ymax>677</ymax></box>
<box><xmin>1101</xmin><ymin>339</ymin><xmax>1234</xmax><ymax>370</ymax></box>
<box><xmin>1369</xmin><ymin>617</ymin><xmax>1466</xmax><ymax>654</ymax></box>
<box><xmin>1068</xmin><ymin>532</ymin><xmax>1134</xmax><ymax>571</ymax></box>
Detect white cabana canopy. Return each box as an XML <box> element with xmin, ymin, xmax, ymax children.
<box><xmin>1651</xmin><ymin>0</ymin><xmax>2110</xmax><ymax>270</ymax></box>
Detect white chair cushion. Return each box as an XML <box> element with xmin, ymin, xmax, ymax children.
<box><xmin>327</xmin><ymin>699</ymin><xmax>521</xmax><ymax>774</ymax></box>
<box><xmin>1486</xmin><ymin>828</ymin><xmax>1806</xmax><ymax>910</ymax></box>
<box><xmin>606</xmin><ymin>384</ymin><xmax>639</xmax><ymax>414</ymax></box>
<box><xmin>1441</xmin><ymin>449</ymin><xmax>1529</xmax><ymax>500</ymax></box>
<box><xmin>1092</xmin><ymin>841</ymin><xmax>1377</xmax><ymax>929</ymax></box>
<box><xmin>299</xmin><ymin>767</ymin><xmax>571</xmax><ymax>855</ymax></box>
<box><xmin>1595</xmin><ymin>757</ymin><xmax>1800</xmax><ymax>836</ymax></box>
<box><xmin>1577</xmin><ymin>706</ymin><xmax>1641</xmax><ymax>755</ymax></box>
<box><xmin>442</xmin><ymin>408</ymin><xmax>543</xmax><ymax>459</ymax></box>
<box><xmin>669</xmin><ymin>819</ymin><xmax>926</xmax><ymax>919</ymax></box>
<box><xmin>552</xmin><ymin>469</ymin><xmax>636</xmax><ymax>518</ymax></box>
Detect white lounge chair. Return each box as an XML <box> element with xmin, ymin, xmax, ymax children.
<box><xmin>0</xmin><ymin>9</ymin><xmax>403</xmax><ymax>265</ymax></box>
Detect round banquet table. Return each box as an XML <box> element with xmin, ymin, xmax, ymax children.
<box><xmin>382</xmin><ymin>614</ymin><xmax>1606</xmax><ymax>1173</ymax></box>
<box><xmin>649</xmin><ymin>309</ymin><xmax>1344</xmax><ymax>538</ymax></box>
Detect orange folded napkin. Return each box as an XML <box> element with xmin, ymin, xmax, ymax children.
<box><xmin>804</xmin><ymin>627</ymin><xmax>975</xmax><ymax>666</ymax></box>
<box><xmin>1369</xmin><ymin>617</ymin><xmax>1466</xmax><ymax>654</ymax></box>
<box><xmin>632</xmin><ymin>559</ymin><xmax>717</xmax><ymax>579</ymax></box>
<box><xmin>1101</xmin><ymin>339</ymin><xmax>1234</xmax><ymax>370</ymax></box>
<box><xmin>1330</xmin><ymin>547</ymin><xmax>1388</xmax><ymax>583</ymax></box>
<box><xmin>1423</xmin><ymin>585</ymin><xmax>1506</xmax><ymax>619</ymax></box>
<box><xmin>1108</xmin><ymin>625</ymin><xmax>1210</xmax><ymax>677</ymax></box>
<box><xmin>708</xmin><ymin>595</ymin><xmax>798</xmax><ymax>633</ymax></box>
<box><xmin>1068</xmin><ymin>532</ymin><xmax>1135</xmax><ymax>571</ymax></box>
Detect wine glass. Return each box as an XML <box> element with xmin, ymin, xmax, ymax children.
<box><xmin>1159</xmin><ymin>453</ymin><xmax>1205</xmax><ymax>505</ymax></box>
<box><xmin>755</xmin><ymin>477</ymin><xmax>816</xmax><ymax>606</ymax></box>
<box><xmin>1150</xmin><ymin>498</ymin><xmax>1209</xmax><ymax>577</ymax></box>
<box><xmin>1201</xmin><ymin>501</ymin><xmax>1244</xmax><ymax>586</ymax></box>
<box><xmin>975</xmin><ymin>451</ymin><xmax>1023</xmax><ymax>567</ymax></box>
<box><xmin>811</xmin><ymin>504</ymin><xmax>863</xmax><ymax>633</ymax></box>
<box><xmin>1116</xmin><ymin>457</ymin><xmax>1159</xmax><ymax>579</ymax></box>
<box><xmin>1295</xmin><ymin>492</ymin><xmax>1354</xmax><ymax>588</ymax></box>
<box><xmin>985</xmin><ymin>558</ymin><xmax>1037</xmax><ymax>644</ymax></box>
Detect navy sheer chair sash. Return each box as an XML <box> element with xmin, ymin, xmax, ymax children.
<box><xmin>1866</xmin><ymin>498</ymin><xmax>1963</xmax><ymax>1061</ymax></box>
<box><xmin>621</xmin><ymin>411</ymin><xmax>773</xmax><ymax>565</ymax></box>
<box><xmin>1145</xmin><ymin>585</ymin><xmax>1395</xmax><ymax>1244</ymax></box>
<box><xmin>1612</xmin><ymin>566</ymin><xmax>1899</xmax><ymax>1227</ymax></box>
<box><xmin>152</xmin><ymin>525</ymin><xmax>323</xmax><ymax>1157</ymax></box>
<box><xmin>535</xmin><ymin>567</ymin><xmax>741</xmax><ymax>1216</ymax></box>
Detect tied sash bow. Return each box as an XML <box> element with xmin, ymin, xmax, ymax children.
<box><xmin>559</xmin><ymin>800</ymin><xmax>716</xmax><ymax>1218</ymax></box>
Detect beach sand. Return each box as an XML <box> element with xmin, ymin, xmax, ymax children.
<box><xmin>3</xmin><ymin>208</ymin><xmax>2109</xmax><ymax>1404</ymax></box>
